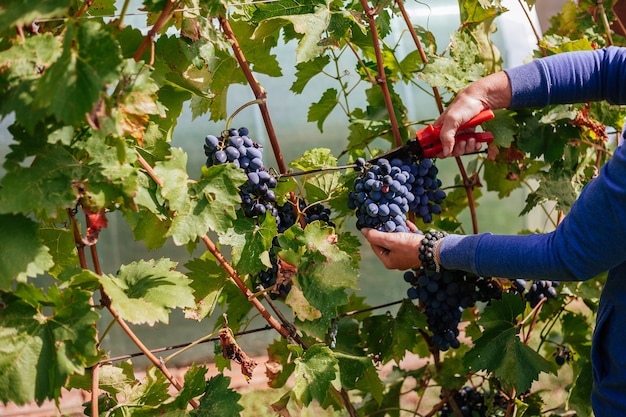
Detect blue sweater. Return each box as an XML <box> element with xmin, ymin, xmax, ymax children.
<box><xmin>438</xmin><ymin>46</ymin><xmax>626</xmax><ymax>416</ymax></box>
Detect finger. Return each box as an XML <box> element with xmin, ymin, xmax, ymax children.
<box><xmin>406</xmin><ymin>221</ymin><xmax>418</xmax><ymax>232</ymax></box>
<box><xmin>452</xmin><ymin>139</ymin><xmax>466</xmax><ymax>157</ymax></box>
<box><xmin>368</xmin><ymin>242</ymin><xmax>393</xmax><ymax>268</ymax></box>
<box><xmin>361</xmin><ymin>227</ymin><xmax>390</xmax><ymax>246</ymax></box>
<box><xmin>465</xmin><ymin>137</ymin><xmax>476</xmax><ymax>152</ymax></box>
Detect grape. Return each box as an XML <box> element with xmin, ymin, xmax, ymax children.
<box><xmin>439</xmin><ymin>386</ymin><xmax>508</xmax><ymax>417</ymax></box>
<box><xmin>555</xmin><ymin>344</ymin><xmax>572</xmax><ymax>366</ymax></box>
<box><xmin>255</xmin><ymin>198</ymin><xmax>335</xmax><ymax>299</ymax></box>
<box><xmin>349</xmin><ymin>155</ymin><xmax>446</xmax><ymax>232</ymax></box>
<box><xmin>525</xmin><ymin>280</ymin><xmax>560</xmax><ymax>307</ymax></box>
<box><xmin>203</xmin><ymin>126</ymin><xmax>279</xmax><ymax>222</ymax></box>
<box><xmin>205</xmin><ymin>134</ymin><xmax>219</xmax><ymax>149</ymax></box>
<box><xmin>405</xmin><ymin>256</ymin><xmax>503</xmax><ymax>351</ymax></box>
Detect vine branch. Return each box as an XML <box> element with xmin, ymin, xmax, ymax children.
<box><xmin>358</xmin><ymin>0</ymin><xmax>402</xmax><ymax>147</ymax></box>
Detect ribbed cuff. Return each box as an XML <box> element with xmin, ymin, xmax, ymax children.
<box><xmin>438</xmin><ymin>233</ymin><xmax>490</xmax><ymax>274</ymax></box>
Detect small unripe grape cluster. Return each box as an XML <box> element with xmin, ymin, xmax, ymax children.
<box><xmin>204</xmin><ymin>127</ymin><xmax>278</xmax><ymax>219</ymax></box>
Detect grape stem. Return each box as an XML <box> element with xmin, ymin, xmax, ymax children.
<box><xmin>226</xmin><ymin>99</ymin><xmax>265</xmax><ymax>131</ymax></box>
<box><xmin>276</xmin><ymin>164</ymin><xmax>358</xmax><ymax>178</ymax></box>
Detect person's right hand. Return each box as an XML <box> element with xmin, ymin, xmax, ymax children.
<box><xmin>433</xmin><ymin>71</ymin><xmax>512</xmax><ymax>157</ymax></box>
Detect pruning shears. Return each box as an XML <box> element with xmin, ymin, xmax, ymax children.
<box><xmin>276</xmin><ymin>109</ymin><xmax>495</xmax><ymax>178</ymax></box>
<box><xmin>369</xmin><ymin>109</ymin><xmax>495</xmax><ymax>162</ymax></box>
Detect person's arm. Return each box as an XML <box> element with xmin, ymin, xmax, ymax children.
<box><xmin>364</xmin><ymin>139</ymin><xmax>626</xmax><ymax>281</ymax></box>
<box><xmin>437</xmin><ymin>46</ymin><xmax>626</xmax><ymax>156</ymax></box>
<box><xmin>440</xmin><ymin>138</ymin><xmax>626</xmax><ymax>281</ymax></box>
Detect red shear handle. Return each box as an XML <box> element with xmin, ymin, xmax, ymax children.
<box><xmin>416</xmin><ymin>109</ymin><xmax>495</xmax><ymax>146</ymax></box>
<box><xmin>422</xmin><ymin>132</ymin><xmax>494</xmax><ymax>158</ymax></box>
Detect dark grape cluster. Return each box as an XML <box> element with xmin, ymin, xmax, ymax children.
<box><xmin>555</xmin><ymin>344</ymin><xmax>573</xmax><ymax>366</ymax></box>
<box><xmin>507</xmin><ymin>279</ymin><xmax>559</xmax><ymax>307</ymax></box>
<box><xmin>439</xmin><ymin>386</ymin><xmax>507</xmax><ymax>417</ymax></box>
<box><xmin>204</xmin><ymin>127</ymin><xmax>279</xmax><ymax>219</ymax></box>
<box><xmin>405</xmin><ymin>265</ymin><xmax>501</xmax><ymax>351</ymax></box>
<box><xmin>407</xmin><ymin>158</ymin><xmax>446</xmax><ymax>224</ymax></box>
<box><xmin>255</xmin><ymin>239</ymin><xmax>292</xmax><ymax>300</ymax></box>
<box><xmin>526</xmin><ymin>280</ymin><xmax>559</xmax><ymax>307</ymax></box>
<box><xmin>255</xmin><ymin>198</ymin><xmax>334</xmax><ymax>299</ymax></box>
<box><xmin>276</xmin><ymin>198</ymin><xmax>334</xmax><ymax>233</ymax></box>
<box><xmin>347</xmin><ymin>156</ymin><xmax>446</xmax><ymax>232</ymax></box>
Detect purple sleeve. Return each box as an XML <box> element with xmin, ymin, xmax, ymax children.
<box><xmin>439</xmin><ymin>142</ymin><xmax>626</xmax><ymax>281</ymax></box>
<box><xmin>505</xmin><ymin>46</ymin><xmax>626</xmax><ymax>108</ymax></box>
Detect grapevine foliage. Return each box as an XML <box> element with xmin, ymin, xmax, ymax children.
<box><xmin>0</xmin><ymin>0</ymin><xmax>624</xmax><ymax>416</ymax></box>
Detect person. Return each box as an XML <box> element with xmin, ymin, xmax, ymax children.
<box><xmin>360</xmin><ymin>46</ymin><xmax>626</xmax><ymax>416</ymax></box>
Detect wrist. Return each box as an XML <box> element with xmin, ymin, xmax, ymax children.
<box><xmin>418</xmin><ymin>230</ymin><xmax>448</xmax><ymax>272</ymax></box>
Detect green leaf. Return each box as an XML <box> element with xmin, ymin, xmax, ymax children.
<box><xmin>567</xmin><ymin>346</ymin><xmax>593</xmax><ymax>417</ymax></box>
<box><xmin>291</xmin><ymin>55</ymin><xmax>330</xmax><ymax>94</ymax></box>
<box><xmin>230</xmin><ymin>19</ymin><xmax>282</xmax><ymax>77</ymax></box>
<box><xmin>0</xmin><ymin>214</ymin><xmax>54</xmax><ymax>290</ymax></box>
<box><xmin>279</xmin><ymin>222</ymin><xmax>359</xmax><ymax>338</ymax></box>
<box><xmin>476</xmin><ymin>291</ymin><xmax>525</xmax><ymax>332</ymax></box>
<box><xmin>420</xmin><ymin>31</ymin><xmax>486</xmax><ymax>93</ymax></box>
<box><xmin>334</xmin><ymin>351</ymin><xmax>383</xmax><ymax>398</ymax></box>
<box><xmin>307</xmin><ymin>88</ymin><xmax>338</xmax><ymax>132</ymax></box>
<box><xmin>362</xmin><ymin>299</ymin><xmax>427</xmax><ymax>364</ymax></box>
<box><xmin>465</xmin><ymin>327</ymin><xmax>556</xmax><ymax>393</ymax></box>
<box><xmin>0</xmin><ymin>143</ymin><xmax>82</xmax><ymax>219</ymax></box>
<box><xmin>517</xmin><ymin>108</ymin><xmax>576</xmax><ymax>163</ymax></box>
<box><xmin>0</xmin><ymin>284</ymin><xmax>99</xmax><ymax>405</ymax></box>
<box><xmin>98</xmin><ymin>258</ymin><xmax>195</xmax><ymax>325</ymax></box>
<box><xmin>483</xmin><ymin>110</ymin><xmax>517</xmax><ymax>148</ymax></box>
<box><xmin>77</xmin><ymin>134</ymin><xmax>139</xmax><ymax>209</ymax></box>
<box><xmin>251</xmin><ymin>0</ymin><xmax>331</xmax><ymax>65</ymax></box>
<box><xmin>99</xmin><ymin>365</ymin><xmax>170</xmax><ymax>414</ymax></box>
<box><xmin>0</xmin><ymin>0</ymin><xmax>71</xmax><ymax>29</ymax></box>
<box><xmin>167</xmin><ymin>364</ymin><xmax>209</xmax><ymax>411</ymax></box>
<box><xmin>38</xmin><ymin>223</ymin><xmax>78</xmax><ymax>279</ymax></box>
<box><xmin>520</xmin><ymin>164</ymin><xmax>578</xmax><ymax>215</ymax></box>
<box><xmin>266</xmin><ymin>339</ymin><xmax>297</xmax><ymax>389</ymax></box>
<box><xmin>154</xmin><ymin>147</ymin><xmax>191</xmax><ymax>214</ymax></box>
<box><xmin>167</xmin><ymin>158</ymin><xmax>248</xmax><ymax>246</ymax></box>
<box><xmin>35</xmin><ymin>21</ymin><xmax>122</xmax><ymax>126</ymax></box>
<box><xmin>290</xmin><ymin>148</ymin><xmax>338</xmax><ymax>171</ymax></box>
<box><xmin>205</xmin><ymin>49</ymin><xmax>247</xmax><ymax>122</ymax></box>
<box><xmin>196</xmin><ymin>164</ymin><xmax>248</xmax><ymax>233</ymax></box>
<box><xmin>251</xmin><ymin>0</ymin><xmax>323</xmax><ymax>20</ymax></box>
<box><xmin>289</xmin><ymin>148</ymin><xmax>344</xmax><ymax>201</ymax></box>
<box><xmin>292</xmin><ymin>344</ymin><xmax>339</xmax><ymax>406</ymax></box>
<box><xmin>93</xmin><ymin>361</ymin><xmax>138</xmax><ymax>396</ymax></box>
<box><xmin>219</xmin><ymin>213</ymin><xmax>277</xmax><ymax>276</ymax></box>
<box><xmin>183</xmin><ymin>255</ymin><xmax>230</xmax><ymax>321</ymax></box>
<box><xmin>192</xmin><ymin>374</ymin><xmax>243</xmax><ymax>417</ymax></box>
<box><xmin>464</xmin><ymin>294</ymin><xmax>557</xmax><ymax>392</ymax></box>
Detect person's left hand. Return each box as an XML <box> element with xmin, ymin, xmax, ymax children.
<box><xmin>361</xmin><ymin>226</ymin><xmax>423</xmax><ymax>270</ymax></box>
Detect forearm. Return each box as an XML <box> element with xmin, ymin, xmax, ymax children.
<box><xmin>439</xmin><ymin>143</ymin><xmax>626</xmax><ymax>281</ymax></box>
<box><xmin>506</xmin><ymin>46</ymin><xmax>626</xmax><ymax>108</ymax></box>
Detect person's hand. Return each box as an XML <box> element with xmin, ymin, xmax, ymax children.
<box><xmin>361</xmin><ymin>227</ymin><xmax>423</xmax><ymax>270</ymax></box>
<box><xmin>434</xmin><ymin>95</ymin><xmax>487</xmax><ymax>158</ymax></box>
<box><xmin>433</xmin><ymin>71</ymin><xmax>512</xmax><ymax>157</ymax></box>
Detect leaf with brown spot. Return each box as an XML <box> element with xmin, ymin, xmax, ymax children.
<box><xmin>274</xmin><ymin>257</ymin><xmax>297</xmax><ymax>294</ymax></box>
<box><xmin>219</xmin><ymin>326</ymin><xmax>258</xmax><ymax>381</ymax></box>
